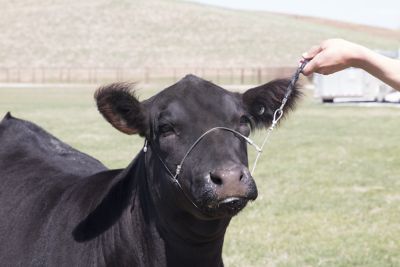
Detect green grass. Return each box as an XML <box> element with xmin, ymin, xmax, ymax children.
<box><xmin>1</xmin><ymin>86</ymin><xmax>400</xmax><ymax>266</ymax></box>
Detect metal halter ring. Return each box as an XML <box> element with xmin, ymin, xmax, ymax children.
<box><xmin>142</xmin><ymin>59</ymin><xmax>308</xmax><ymax>209</ymax></box>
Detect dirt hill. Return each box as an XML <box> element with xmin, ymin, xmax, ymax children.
<box><xmin>0</xmin><ymin>0</ymin><xmax>398</xmax><ymax>68</ymax></box>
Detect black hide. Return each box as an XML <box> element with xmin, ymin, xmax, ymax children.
<box><xmin>0</xmin><ymin>75</ymin><xmax>300</xmax><ymax>266</ymax></box>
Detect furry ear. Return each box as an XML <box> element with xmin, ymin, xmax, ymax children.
<box><xmin>94</xmin><ymin>83</ymin><xmax>147</xmax><ymax>136</ymax></box>
<box><xmin>242</xmin><ymin>79</ymin><xmax>301</xmax><ymax>128</ymax></box>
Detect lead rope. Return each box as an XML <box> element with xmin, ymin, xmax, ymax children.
<box><xmin>142</xmin><ymin>60</ymin><xmax>308</xmax><ymax>208</ymax></box>
<box><xmin>251</xmin><ymin>59</ymin><xmax>309</xmax><ymax>174</ymax></box>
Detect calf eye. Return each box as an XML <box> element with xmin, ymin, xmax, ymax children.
<box><xmin>158</xmin><ymin>124</ymin><xmax>175</xmax><ymax>137</ymax></box>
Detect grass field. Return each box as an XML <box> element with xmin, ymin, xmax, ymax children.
<box><xmin>1</xmin><ymin>85</ymin><xmax>400</xmax><ymax>266</ymax></box>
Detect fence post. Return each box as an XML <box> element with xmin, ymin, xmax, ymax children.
<box><xmin>32</xmin><ymin>68</ymin><xmax>36</xmax><ymax>83</ymax></box>
<box><xmin>5</xmin><ymin>69</ymin><xmax>10</xmax><ymax>83</ymax></box>
<box><xmin>41</xmin><ymin>68</ymin><xmax>45</xmax><ymax>83</ymax></box>
<box><xmin>59</xmin><ymin>68</ymin><xmax>63</xmax><ymax>83</ymax></box>
<box><xmin>16</xmin><ymin>69</ymin><xmax>21</xmax><ymax>83</ymax></box>
<box><xmin>173</xmin><ymin>68</ymin><xmax>177</xmax><ymax>82</ymax></box>
<box><xmin>67</xmin><ymin>69</ymin><xmax>71</xmax><ymax>83</ymax></box>
<box><xmin>88</xmin><ymin>68</ymin><xmax>92</xmax><ymax>83</ymax></box>
<box><xmin>145</xmin><ymin>68</ymin><xmax>149</xmax><ymax>84</ymax></box>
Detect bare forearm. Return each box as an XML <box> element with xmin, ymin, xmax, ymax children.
<box><xmin>355</xmin><ymin>47</ymin><xmax>400</xmax><ymax>91</ymax></box>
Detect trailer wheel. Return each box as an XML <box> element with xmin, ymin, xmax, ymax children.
<box><xmin>322</xmin><ymin>98</ymin><xmax>334</xmax><ymax>103</ymax></box>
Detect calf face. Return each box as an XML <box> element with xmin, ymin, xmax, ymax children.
<box><xmin>95</xmin><ymin>75</ymin><xmax>300</xmax><ymax>219</ymax></box>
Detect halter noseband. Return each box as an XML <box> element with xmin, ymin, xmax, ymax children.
<box><xmin>142</xmin><ymin>60</ymin><xmax>308</xmax><ymax>209</ymax></box>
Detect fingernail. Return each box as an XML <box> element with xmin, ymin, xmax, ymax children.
<box><xmin>302</xmin><ymin>52</ymin><xmax>308</xmax><ymax>58</ymax></box>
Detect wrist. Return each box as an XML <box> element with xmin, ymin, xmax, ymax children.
<box><xmin>348</xmin><ymin>44</ymin><xmax>370</xmax><ymax>69</ymax></box>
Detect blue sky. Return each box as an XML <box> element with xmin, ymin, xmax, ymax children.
<box><xmin>191</xmin><ymin>0</ymin><xmax>400</xmax><ymax>29</ymax></box>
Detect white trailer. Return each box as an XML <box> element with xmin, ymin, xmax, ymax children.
<box><xmin>313</xmin><ymin>50</ymin><xmax>398</xmax><ymax>103</ymax></box>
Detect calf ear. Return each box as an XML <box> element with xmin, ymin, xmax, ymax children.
<box><xmin>242</xmin><ymin>79</ymin><xmax>301</xmax><ymax>129</ymax></box>
<box><xmin>94</xmin><ymin>83</ymin><xmax>147</xmax><ymax>136</ymax></box>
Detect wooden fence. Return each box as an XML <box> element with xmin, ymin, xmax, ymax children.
<box><xmin>0</xmin><ymin>67</ymin><xmax>296</xmax><ymax>85</ymax></box>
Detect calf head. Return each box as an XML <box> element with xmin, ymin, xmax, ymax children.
<box><xmin>95</xmin><ymin>75</ymin><xmax>300</xmax><ymax>219</ymax></box>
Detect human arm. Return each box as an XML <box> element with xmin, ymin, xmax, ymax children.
<box><xmin>302</xmin><ymin>39</ymin><xmax>400</xmax><ymax>91</ymax></box>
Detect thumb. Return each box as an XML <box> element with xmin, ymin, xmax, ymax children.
<box><xmin>302</xmin><ymin>57</ymin><xmax>318</xmax><ymax>76</ymax></box>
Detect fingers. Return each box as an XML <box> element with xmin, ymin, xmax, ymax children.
<box><xmin>300</xmin><ymin>45</ymin><xmax>323</xmax><ymax>76</ymax></box>
<box><xmin>302</xmin><ymin>57</ymin><xmax>319</xmax><ymax>76</ymax></box>
<box><xmin>300</xmin><ymin>39</ymin><xmax>356</xmax><ymax>76</ymax></box>
<box><xmin>302</xmin><ymin>45</ymin><xmax>322</xmax><ymax>60</ymax></box>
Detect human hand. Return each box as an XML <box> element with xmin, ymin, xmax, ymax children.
<box><xmin>301</xmin><ymin>39</ymin><xmax>365</xmax><ymax>76</ymax></box>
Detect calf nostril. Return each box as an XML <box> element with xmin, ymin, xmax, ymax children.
<box><xmin>210</xmin><ymin>172</ymin><xmax>223</xmax><ymax>185</ymax></box>
<box><xmin>239</xmin><ymin>173</ymin><xmax>244</xmax><ymax>181</ymax></box>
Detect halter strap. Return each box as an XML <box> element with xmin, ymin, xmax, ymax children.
<box><xmin>142</xmin><ymin>59</ymin><xmax>308</xmax><ymax>210</ymax></box>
